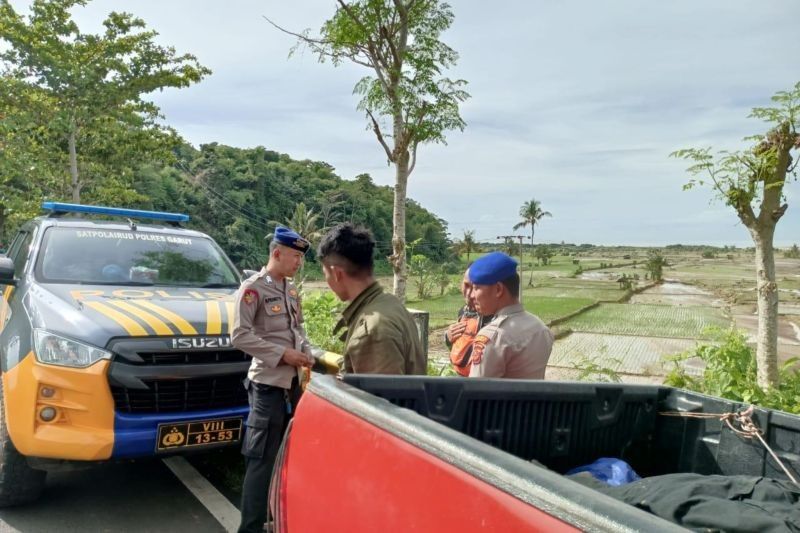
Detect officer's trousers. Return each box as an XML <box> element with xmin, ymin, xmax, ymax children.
<box><xmin>238</xmin><ymin>378</ymin><xmax>301</xmax><ymax>533</ymax></box>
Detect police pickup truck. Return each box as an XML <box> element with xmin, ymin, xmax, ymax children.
<box><xmin>0</xmin><ymin>202</ymin><xmax>248</xmax><ymax>506</ymax></box>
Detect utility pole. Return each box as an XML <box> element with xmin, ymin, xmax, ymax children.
<box><xmin>497</xmin><ymin>235</ymin><xmax>524</xmax><ymax>299</ymax></box>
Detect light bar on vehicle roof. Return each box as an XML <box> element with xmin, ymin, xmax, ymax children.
<box><xmin>41</xmin><ymin>202</ymin><xmax>190</xmax><ymax>222</ymax></box>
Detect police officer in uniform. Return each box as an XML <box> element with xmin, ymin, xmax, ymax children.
<box><xmin>466</xmin><ymin>252</ymin><xmax>554</xmax><ymax>379</ymax></box>
<box><xmin>232</xmin><ymin>226</ymin><xmax>313</xmax><ymax>533</ymax></box>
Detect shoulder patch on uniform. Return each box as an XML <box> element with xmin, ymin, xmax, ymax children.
<box><xmin>243</xmin><ymin>289</ymin><xmax>257</xmax><ymax>305</ymax></box>
<box><xmin>474</xmin><ymin>334</ymin><xmax>491</xmax><ymax>345</ymax></box>
<box><xmin>288</xmin><ymin>288</ymin><xmax>298</xmax><ymax>298</ymax></box>
<box><xmin>471</xmin><ymin>337</ymin><xmax>487</xmax><ymax>365</ymax></box>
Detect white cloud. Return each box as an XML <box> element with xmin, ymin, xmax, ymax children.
<box><xmin>6</xmin><ymin>0</ymin><xmax>799</xmax><ymax>246</ymax></box>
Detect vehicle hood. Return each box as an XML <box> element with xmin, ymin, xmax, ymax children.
<box><xmin>27</xmin><ymin>283</ymin><xmax>237</xmax><ymax>347</ymax></box>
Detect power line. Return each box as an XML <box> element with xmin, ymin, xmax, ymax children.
<box><xmin>174</xmin><ymin>160</ymin><xmax>271</xmax><ymax>224</ymax></box>
<box><xmin>176</xmin><ymin>164</ymin><xmax>272</xmax><ymax>230</ymax></box>
<box><xmin>178</xmin><ymin>173</ymin><xmax>270</xmax><ymax>231</ymax></box>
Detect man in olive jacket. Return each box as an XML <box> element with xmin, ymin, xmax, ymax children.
<box><xmin>318</xmin><ymin>223</ymin><xmax>426</xmax><ymax>375</ymax></box>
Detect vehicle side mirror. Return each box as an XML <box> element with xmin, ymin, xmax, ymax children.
<box><xmin>242</xmin><ymin>269</ymin><xmax>258</xmax><ymax>279</ymax></box>
<box><xmin>0</xmin><ymin>257</ymin><xmax>16</xmax><ymax>286</ymax></box>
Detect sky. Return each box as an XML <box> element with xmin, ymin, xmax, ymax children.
<box><xmin>8</xmin><ymin>0</ymin><xmax>800</xmax><ymax>247</ymax></box>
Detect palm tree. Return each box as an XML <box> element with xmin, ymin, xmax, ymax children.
<box><xmin>460</xmin><ymin>229</ymin><xmax>477</xmax><ymax>262</ymax></box>
<box><xmin>513</xmin><ymin>199</ymin><xmax>552</xmax><ymax>285</ymax></box>
<box><xmin>269</xmin><ymin>202</ymin><xmax>325</xmax><ymax>246</ymax></box>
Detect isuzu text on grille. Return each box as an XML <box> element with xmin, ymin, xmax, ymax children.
<box><xmin>171</xmin><ymin>336</ymin><xmax>232</xmax><ymax>349</ymax></box>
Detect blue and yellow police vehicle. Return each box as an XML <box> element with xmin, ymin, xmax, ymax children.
<box><xmin>0</xmin><ymin>202</ymin><xmax>249</xmax><ymax>505</ymax></box>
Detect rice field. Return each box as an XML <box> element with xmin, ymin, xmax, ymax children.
<box><xmin>411</xmin><ymin>293</ymin><xmax>596</xmax><ymax>329</ymax></box>
<box><xmin>548</xmin><ymin>332</ymin><xmax>703</xmax><ymax>376</ymax></box>
<box><xmin>523</xmin><ymin>296</ymin><xmax>596</xmax><ymax>323</ymax></box>
<box><xmin>561</xmin><ymin>303</ymin><xmax>730</xmax><ymax>339</ymax></box>
<box><xmin>524</xmin><ymin>286</ymin><xmax>625</xmax><ymax>302</ymax></box>
<box><xmin>419</xmin><ymin>251</ymin><xmax>799</xmax><ymax>381</ymax></box>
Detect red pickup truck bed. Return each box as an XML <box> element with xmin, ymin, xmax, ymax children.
<box><xmin>270</xmin><ymin>375</ymin><xmax>800</xmax><ymax>532</ymax></box>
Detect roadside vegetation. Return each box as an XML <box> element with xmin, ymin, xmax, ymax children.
<box><xmin>666</xmin><ymin>328</ymin><xmax>800</xmax><ymax>414</ymax></box>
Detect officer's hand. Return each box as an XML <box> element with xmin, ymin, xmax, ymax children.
<box><xmin>447</xmin><ymin>322</ymin><xmax>466</xmax><ymax>342</ymax></box>
<box><xmin>282</xmin><ymin>348</ymin><xmax>313</xmax><ymax>368</ymax></box>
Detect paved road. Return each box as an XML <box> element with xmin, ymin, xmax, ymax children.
<box><xmin>0</xmin><ymin>459</ymin><xmax>231</xmax><ymax>532</ymax></box>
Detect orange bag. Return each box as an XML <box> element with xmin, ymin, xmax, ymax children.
<box><xmin>449</xmin><ymin>315</ymin><xmax>481</xmax><ymax>377</ymax></box>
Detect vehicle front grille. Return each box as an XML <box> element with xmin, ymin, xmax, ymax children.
<box><xmin>137</xmin><ymin>350</ymin><xmax>250</xmax><ymax>365</ymax></box>
<box><xmin>111</xmin><ymin>374</ymin><xmax>248</xmax><ymax>414</ymax></box>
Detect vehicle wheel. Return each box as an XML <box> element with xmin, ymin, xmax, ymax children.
<box><xmin>0</xmin><ymin>380</ymin><xmax>46</xmax><ymax>506</ymax></box>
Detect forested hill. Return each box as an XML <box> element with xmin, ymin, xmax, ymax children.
<box><xmin>131</xmin><ymin>143</ymin><xmax>450</xmax><ymax>268</ymax></box>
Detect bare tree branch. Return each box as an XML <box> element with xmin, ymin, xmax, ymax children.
<box><xmin>263</xmin><ymin>14</ymin><xmax>373</xmax><ymax>67</ymax></box>
<box><xmin>408</xmin><ymin>140</ymin><xmax>419</xmax><ymax>174</ymax></box>
<box><xmin>366</xmin><ymin>109</ymin><xmax>394</xmax><ymax>162</ymax></box>
<box><xmin>262</xmin><ymin>16</ymin><xmax>328</xmax><ymax>47</ymax></box>
<box><xmin>772</xmin><ymin>203</ymin><xmax>788</xmax><ymax>222</ymax></box>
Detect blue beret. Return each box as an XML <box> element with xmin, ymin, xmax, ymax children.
<box><xmin>468</xmin><ymin>252</ymin><xmax>518</xmax><ymax>285</ymax></box>
<box><xmin>274</xmin><ymin>226</ymin><xmax>310</xmax><ymax>253</ymax></box>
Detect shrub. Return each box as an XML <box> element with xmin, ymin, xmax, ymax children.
<box><xmin>572</xmin><ymin>354</ymin><xmax>622</xmax><ymax>383</ymax></box>
<box><xmin>409</xmin><ymin>254</ymin><xmax>436</xmax><ymax>299</ymax></box>
<box><xmin>427</xmin><ymin>359</ymin><xmax>458</xmax><ymax>377</ymax></box>
<box><xmin>302</xmin><ymin>291</ymin><xmax>345</xmax><ymax>353</ymax></box>
<box><xmin>664</xmin><ymin>328</ymin><xmax>800</xmax><ymax>414</ymax></box>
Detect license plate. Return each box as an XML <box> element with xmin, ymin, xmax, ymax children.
<box><xmin>156</xmin><ymin>417</ymin><xmax>242</xmax><ymax>452</ymax></box>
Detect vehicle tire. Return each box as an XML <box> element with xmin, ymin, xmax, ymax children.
<box><xmin>0</xmin><ymin>380</ymin><xmax>46</xmax><ymax>507</ymax></box>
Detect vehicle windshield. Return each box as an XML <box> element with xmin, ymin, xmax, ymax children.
<box><xmin>35</xmin><ymin>227</ymin><xmax>240</xmax><ymax>287</ymax></box>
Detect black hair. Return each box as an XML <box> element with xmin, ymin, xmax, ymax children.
<box><xmin>500</xmin><ymin>272</ymin><xmax>520</xmax><ymax>298</ymax></box>
<box><xmin>317</xmin><ymin>223</ymin><xmax>375</xmax><ymax>277</ymax></box>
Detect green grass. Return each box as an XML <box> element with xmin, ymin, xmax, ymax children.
<box><xmin>539</xmin><ymin>278</ymin><xmax>623</xmax><ymax>289</ymax></box>
<box><xmin>523</xmin><ymin>296</ymin><xmax>596</xmax><ymax>323</ymax></box>
<box><xmin>407</xmin><ymin>293</ymin><xmax>465</xmax><ymax>329</ymax></box>
<box><xmin>524</xmin><ymin>286</ymin><xmax>625</xmax><ymax>302</ymax></box>
<box><xmin>409</xmin><ymin>294</ymin><xmax>597</xmax><ymax>329</ymax></box>
<box><xmin>562</xmin><ymin>303</ymin><xmax>730</xmax><ymax>339</ymax></box>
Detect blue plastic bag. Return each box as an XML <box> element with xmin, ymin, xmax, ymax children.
<box><xmin>566</xmin><ymin>457</ymin><xmax>641</xmax><ymax>486</ymax></box>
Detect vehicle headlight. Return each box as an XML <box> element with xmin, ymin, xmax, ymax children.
<box><xmin>33</xmin><ymin>330</ymin><xmax>112</xmax><ymax>368</ymax></box>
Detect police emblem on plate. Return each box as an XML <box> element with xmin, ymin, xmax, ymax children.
<box><xmin>162</xmin><ymin>427</ymin><xmax>185</xmax><ymax>447</ymax></box>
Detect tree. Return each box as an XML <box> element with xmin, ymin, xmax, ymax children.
<box><xmin>434</xmin><ymin>266</ymin><xmax>450</xmax><ymax>296</ymax></box>
<box><xmin>785</xmin><ymin>244</ymin><xmax>800</xmax><ymax>259</ymax></box>
<box><xmin>501</xmin><ymin>236</ymin><xmax>516</xmax><ymax>256</ymax></box>
<box><xmin>645</xmin><ymin>250</ymin><xmax>667</xmax><ymax>282</ymax></box>
<box><xmin>0</xmin><ymin>0</ymin><xmax>210</xmax><ymax>204</ymax></box>
<box><xmin>268</xmin><ymin>0</ymin><xmax>469</xmax><ymax>301</ymax></box>
<box><xmin>317</xmin><ymin>190</ymin><xmax>345</xmax><ymax>229</ymax></box>
<box><xmin>271</xmin><ymin>202</ymin><xmax>326</xmax><ymax>248</ymax></box>
<box><xmin>409</xmin><ymin>254</ymin><xmax>434</xmax><ymax>299</ymax></box>
<box><xmin>513</xmin><ymin>198</ymin><xmax>552</xmax><ymax>285</ymax></box>
<box><xmin>0</xmin><ymin>75</ymin><xmax>60</xmax><ymax>241</ymax></box>
<box><xmin>534</xmin><ymin>245</ymin><xmax>554</xmax><ymax>266</ymax></box>
<box><xmin>672</xmin><ymin>82</ymin><xmax>799</xmax><ymax>390</ymax></box>
<box><xmin>457</xmin><ymin>229</ymin><xmax>477</xmax><ymax>262</ymax></box>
